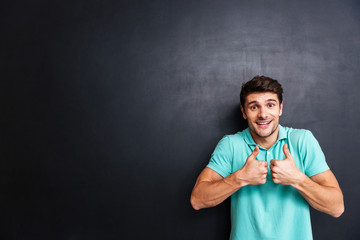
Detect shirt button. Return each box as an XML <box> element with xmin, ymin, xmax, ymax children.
<box><xmin>267</xmin><ymin>152</ymin><xmax>270</xmax><ymax>155</ymax></box>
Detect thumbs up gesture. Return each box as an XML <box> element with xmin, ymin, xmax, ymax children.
<box><xmin>270</xmin><ymin>144</ymin><xmax>303</xmax><ymax>185</ymax></box>
<box><xmin>239</xmin><ymin>146</ymin><xmax>268</xmax><ymax>185</ymax></box>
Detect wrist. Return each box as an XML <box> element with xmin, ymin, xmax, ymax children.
<box><xmin>291</xmin><ymin>171</ymin><xmax>307</xmax><ymax>188</ymax></box>
<box><xmin>233</xmin><ymin>169</ymin><xmax>249</xmax><ymax>188</ymax></box>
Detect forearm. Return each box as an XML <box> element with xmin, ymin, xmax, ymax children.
<box><xmin>190</xmin><ymin>171</ymin><xmax>246</xmax><ymax>210</ymax></box>
<box><xmin>292</xmin><ymin>174</ymin><xmax>344</xmax><ymax>218</ymax></box>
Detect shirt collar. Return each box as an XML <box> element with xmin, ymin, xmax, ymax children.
<box><xmin>243</xmin><ymin>124</ymin><xmax>287</xmax><ymax>146</ymax></box>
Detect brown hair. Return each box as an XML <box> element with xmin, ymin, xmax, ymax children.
<box><xmin>240</xmin><ymin>76</ymin><xmax>283</xmax><ymax>108</ymax></box>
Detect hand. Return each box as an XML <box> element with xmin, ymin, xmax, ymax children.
<box><xmin>270</xmin><ymin>144</ymin><xmax>304</xmax><ymax>185</ymax></box>
<box><xmin>238</xmin><ymin>146</ymin><xmax>268</xmax><ymax>185</ymax></box>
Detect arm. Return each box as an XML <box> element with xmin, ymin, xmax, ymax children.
<box><xmin>191</xmin><ymin>146</ymin><xmax>268</xmax><ymax>210</ymax></box>
<box><xmin>292</xmin><ymin>170</ymin><xmax>344</xmax><ymax>218</ymax></box>
<box><xmin>270</xmin><ymin>144</ymin><xmax>344</xmax><ymax>218</ymax></box>
<box><xmin>190</xmin><ymin>167</ymin><xmax>245</xmax><ymax>210</ymax></box>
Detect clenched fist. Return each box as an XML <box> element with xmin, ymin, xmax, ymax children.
<box><xmin>238</xmin><ymin>146</ymin><xmax>268</xmax><ymax>185</ymax></box>
<box><xmin>270</xmin><ymin>144</ymin><xmax>304</xmax><ymax>185</ymax></box>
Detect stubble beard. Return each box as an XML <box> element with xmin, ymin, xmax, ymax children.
<box><xmin>251</xmin><ymin>122</ymin><xmax>279</xmax><ymax>139</ymax></box>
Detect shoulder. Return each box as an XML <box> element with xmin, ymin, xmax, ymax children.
<box><xmin>283</xmin><ymin>126</ymin><xmax>321</xmax><ymax>152</ymax></box>
<box><xmin>283</xmin><ymin>126</ymin><xmax>314</xmax><ymax>142</ymax></box>
<box><xmin>226</xmin><ymin>129</ymin><xmax>248</xmax><ymax>145</ymax></box>
<box><xmin>215</xmin><ymin>129</ymin><xmax>247</xmax><ymax>151</ymax></box>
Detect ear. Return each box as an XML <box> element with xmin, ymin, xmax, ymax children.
<box><xmin>240</xmin><ymin>106</ymin><xmax>247</xmax><ymax>119</ymax></box>
<box><xmin>279</xmin><ymin>102</ymin><xmax>283</xmax><ymax>116</ymax></box>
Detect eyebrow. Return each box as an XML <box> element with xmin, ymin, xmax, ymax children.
<box><xmin>247</xmin><ymin>99</ymin><xmax>278</xmax><ymax>106</ymax></box>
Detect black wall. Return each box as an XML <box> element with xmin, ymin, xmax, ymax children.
<box><xmin>1</xmin><ymin>0</ymin><xmax>360</xmax><ymax>239</ymax></box>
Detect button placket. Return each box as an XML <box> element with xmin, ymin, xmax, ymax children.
<box><xmin>266</xmin><ymin>152</ymin><xmax>272</xmax><ymax>178</ymax></box>
<box><xmin>266</xmin><ymin>151</ymin><xmax>270</xmax><ymax>162</ymax></box>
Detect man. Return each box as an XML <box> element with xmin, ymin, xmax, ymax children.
<box><xmin>190</xmin><ymin>76</ymin><xmax>344</xmax><ymax>240</ymax></box>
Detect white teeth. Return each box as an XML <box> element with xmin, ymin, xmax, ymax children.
<box><xmin>257</xmin><ymin>122</ymin><xmax>270</xmax><ymax>125</ymax></box>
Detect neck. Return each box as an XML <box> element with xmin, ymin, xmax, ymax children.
<box><xmin>250</xmin><ymin>127</ymin><xmax>279</xmax><ymax>150</ymax></box>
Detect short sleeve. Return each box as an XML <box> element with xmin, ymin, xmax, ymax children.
<box><xmin>206</xmin><ymin>136</ymin><xmax>233</xmax><ymax>178</ymax></box>
<box><xmin>302</xmin><ymin>131</ymin><xmax>330</xmax><ymax>177</ymax></box>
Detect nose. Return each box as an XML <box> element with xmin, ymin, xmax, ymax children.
<box><xmin>258</xmin><ymin>107</ymin><xmax>268</xmax><ymax>119</ymax></box>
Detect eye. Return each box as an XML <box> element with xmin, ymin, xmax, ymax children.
<box><xmin>250</xmin><ymin>105</ymin><xmax>258</xmax><ymax>110</ymax></box>
<box><xmin>268</xmin><ymin>103</ymin><xmax>275</xmax><ymax>108</ymax></box>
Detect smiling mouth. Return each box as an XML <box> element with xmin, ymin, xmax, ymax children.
<box><xmin>256</xmin><ymin>120</ymin><xmax>272</xmax><ymax>126</ymax></box>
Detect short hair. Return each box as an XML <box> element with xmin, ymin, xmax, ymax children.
<box><xmin>240</xmin><ymin>75</ymin><xmax>283</xmax><ymax>108</ymax></box>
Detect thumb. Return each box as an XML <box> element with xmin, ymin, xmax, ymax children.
<box><xmin>248</xmin><ymin>146</ymin><xmax>259</xmax><ymax>160</ymax></box>
<box><xmin>283</xmin><ymin>144</ymin><xmax>292</xmax><ymax>160</ymax></box>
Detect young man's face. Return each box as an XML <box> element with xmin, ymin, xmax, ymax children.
<box><xmin>241</xmin><ymin>92</ymin><xmax>283</xmax><ymax>141</ymax></box>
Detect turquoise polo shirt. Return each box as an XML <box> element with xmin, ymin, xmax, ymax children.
<box><xmin>207</xmin><ymin>125</ymin><xmax>329</xmax><ymax>240</ymax></box>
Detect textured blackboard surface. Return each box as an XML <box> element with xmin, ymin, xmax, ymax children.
<box><xmin>1</xmin><ymin>0</ymin><xmax>360</xmax><ymax>239</ymax></box>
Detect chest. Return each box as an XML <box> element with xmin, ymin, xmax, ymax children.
<box><xmin>231</xmin><ymin>141</ymin><xmax>305</xmax><ymax>174</ymax></box>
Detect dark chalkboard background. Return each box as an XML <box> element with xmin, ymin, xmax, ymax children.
<box><xmin>1</xmin><ymin>0</ymin><xmax>360</xmax><ymax>239</ymax></box>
